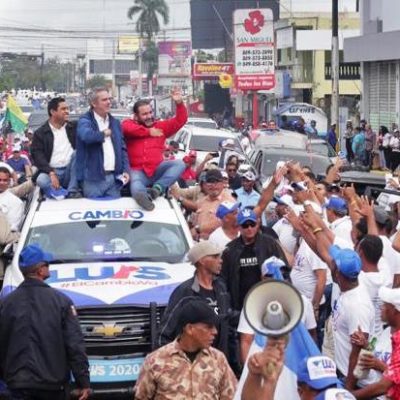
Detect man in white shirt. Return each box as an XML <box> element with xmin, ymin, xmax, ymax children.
<box><xmin>31</xmin><ymin>97</ymin><xmax>81</xmax><ymax>199</ymax></box>
<box><xmin>356</xmin><ymin>235</ymin><xmax>391</xmax><ymax>336</ymax></box>
<box><xmin>329</xmin><ymin>245</ymin><xmax>375</xmax><ymax>389</ymax></box>
<box><xmin>326</xmin><ymin>196</ymin><xmax>353</xmax><ymax>244</ymax></box>
<box><xmin>0</xmin><ymin>167</ymin><xmax>23</xmax><ymax>231</ymax></box>
<box><xmin>208</xmin><ymin>201</ymin><xmax>240</xmax><ymax>249</ymax></box>
<box><xmin>374</xmin><ymin>206</ymin><xmax>400</xmax><ymax>287</ymax></box>
<box><xmin>76</xmin><ymin>88</ymin><xmax>130</xmax><ymax>198</ymax></box>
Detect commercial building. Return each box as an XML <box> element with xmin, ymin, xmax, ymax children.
<box><xmin>344</xmin><ymin>0</ymin><xmax>400</xmax><ymax>129</ymax></box>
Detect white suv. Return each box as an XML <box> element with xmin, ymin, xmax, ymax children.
<box><xmin>1</xmin><ymin>190</ymin><xmax>194</xmax><ymax>397</ymax></box>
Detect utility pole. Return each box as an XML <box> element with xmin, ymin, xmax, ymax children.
<box><xmin>331</xmin><ymin>0</ymin><xmax>340</xmax><ymax>148</ymax></box>
<box><xmin>40</xmin><ymin>44</ymin><xmax>45</xmax><ymax>91</ymax></box>
<box><xmin>111</xmin><ymin>38</ymin><xmax>116</xmax><ymax>99</ymax></box>
<box><xmin>137</xmin><ymin>38</ymin><xmax>143</xmax><ymax>97</ymax></box>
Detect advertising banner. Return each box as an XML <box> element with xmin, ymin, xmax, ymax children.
<box><xmin>193</xmin><ymin>63</ymin><xmax>234</xmax><ymax>79</ymax></box>
<box><xmin>158</xmin><ymin>41</ymin><xmax>192</xmax><ymax>76</ymax></box>
<box><xmin>233</xmin><ymin>8</ymin><xmax>275</xmax><ymax>91</ymax></box>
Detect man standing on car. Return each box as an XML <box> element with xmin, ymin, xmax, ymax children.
<box><xmin>31</xmin><ymin>97</ymin><xmax>81</xmax><ymax>198</ymax></box>
<box><xmin>121</xmin><ymin>89</ymin><xmax>187</xmax><ymax>211</ymax></box>
<box><xmin>76</xmin><ymin>87</ymin><xmax>130</xmax><ymax>198</ymax></box>
<box><xmin>0</xmin><ymin>244</ymin><xmax>90</xmax><ymax>400</ymax></box>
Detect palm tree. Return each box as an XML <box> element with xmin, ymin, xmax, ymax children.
<box><xmin>127</xmin><ymin>0</ymin><xmax>169</xmax><ymax>41</ymax></box>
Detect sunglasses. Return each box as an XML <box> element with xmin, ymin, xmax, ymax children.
<box><xmin>240</xmin><ymin>221</ymin><xmax>257</xmax><ymax>229</ymax></box>
<box><xmin>228</xmin><ymin>169</ymin><xmax>237</xmax><ymax>172</ymax></box>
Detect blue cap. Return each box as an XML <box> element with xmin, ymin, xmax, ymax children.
<box><xmin>329</xmin><ymin>245</ymin><xmax>361</xmax><ymax>279</ymax></box>
<box><xmin>325</xmin><ymin>196</ymin><xmax>348</xmax><ymax>214</ymax></box>
<box><xmin>315</xmin><ymin>389</ymin><xmax>355</xmax><ymax>400</ymax></box>
<box><xmin>216</xmin><ymin>201</ymin><xmax>239</xmax><ymax>219</ymax></box>
<box><xmin>261</xmin><ymin>256</ymin><xmax>285</xmax><ymax>280</ymax></box>
<box><xmin>297</xmin><ymin>356</ymin><xmax>340</xmax><ymax>390</ymax></box>
<box><xmin>19</xmin><ymin>244</ymin><xmax>53</xmax><ymax>268</ymax></box>
<box><xmin>48</xmin><ymin>187</ymin><xmax>68</xmax><ymax>200</ymax></box>
<box><xmin>237</xmin><ymin>208</ymin><xmax>257</xmax><ymax>225</ymax></box>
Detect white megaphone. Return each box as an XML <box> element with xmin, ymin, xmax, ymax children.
<box><xmin>243</xmin><ymin>280</ymin><xmax>304</xmax><ymax>337</ymax></box>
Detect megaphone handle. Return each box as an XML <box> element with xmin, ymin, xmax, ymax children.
<box><xmin>261</xmin><ymin>334</ymin><xmax>289</xmax><ymax>379</ymax></box>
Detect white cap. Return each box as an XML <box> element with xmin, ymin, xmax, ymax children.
<box><xmin>12</xmin><ymin>144</ymin><xmax>21</xmax><ymax>152</ymax></box>
<box><xmin>242</xmin><ymin>171</ymin><xmax>256</xmax><ymax>181</ymax></box>
<box><xmin>187</xmin><ymin>241</ymin><xmax>222</xmax><ymax>264</ymax></box>
<box><xmin>379</xmin><ymin>286</ymin><xmax>400</xmax><ymax>311</ymax></box>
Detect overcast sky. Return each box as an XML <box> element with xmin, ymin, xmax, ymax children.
<box><xmin>0</xmin><ymin>0</ymin><xmax>191</xmax><ymax>58</ymax></box>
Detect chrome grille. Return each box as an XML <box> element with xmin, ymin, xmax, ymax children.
<box><xmin>77</xmin><ymin>306</ymin><xmax>165</xmax><ymax>356</ymax></box>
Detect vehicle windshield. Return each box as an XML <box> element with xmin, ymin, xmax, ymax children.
<box><xmin>187</xmin><ymin>120</ymin><xmax>217</xmax><ymax>129</ymax></box>
<box><xmin>262</xmin><ymin>152</ymin><xmax>331</xmax><ymax>176</ymax></box>
<box><xmin>25</xmin><ymin>220</ymin><xmax>189</xmax><ymax>263</ymax></box>
<box><xmin>190</xmin><ymin>135</ymin><xmax>235</xmax><ymax>152</ymax></box>
<box><xmin>310</xmin><ymin>142</ymin><xmax>337</xmax><ymax>158</ymax></box>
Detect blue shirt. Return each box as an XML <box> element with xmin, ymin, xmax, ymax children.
<box><xmin>235</xmin><ymin>187</ymin><xmax>260</xmax><ymax>209</ymax></box>
<box><xmin>7</xmin><ymin>157</ymin><xmax>28</xmax><ymax>173</ymax></box>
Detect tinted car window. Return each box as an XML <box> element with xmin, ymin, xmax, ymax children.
<box><xmin>261</xmin><ymin>151</ymin><xmax>331</xmax><ymax>176</ymax></box>
<box><xmin>190</xmin><ymin>135</ymin><xmax>236</xmax><ymax>152</ymax></box>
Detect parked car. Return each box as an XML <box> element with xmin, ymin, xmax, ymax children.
<box><xmin>186</xmin><ymin>117</ymin><xmax>218</xmax><ymax>130</ymax></box>
<box><xmin>173</xmin><ymin>125</ymin><xmax>239</xmax><ymax>165</ymax></box>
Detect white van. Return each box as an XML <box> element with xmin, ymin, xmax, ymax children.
<box><xmin>1</xmin><ymin>190</ymin><xmax>194</xmax><ymax>397</ymax></box>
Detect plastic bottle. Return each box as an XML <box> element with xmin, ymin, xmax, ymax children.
<box><xmin>353</xmin><ymin>337</ymin><xmax>378</xmax><ymax>380</ymax></box>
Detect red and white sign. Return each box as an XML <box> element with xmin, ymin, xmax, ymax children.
<box><xmin>193</xmin><ymin>63</ymin><xmax>234</xmax><ymax>79</ymax></box>
<box><xmin>233</xmin><ymin>8</ymin><xmax>275</xmax><ymax>91</ymax></box>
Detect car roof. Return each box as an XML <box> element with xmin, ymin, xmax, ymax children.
<box><xmin>187</xmin><ymin>117</ymin><xmax>215</xmax><ymax>122</ymax></box>
<box><xmin>188</xmin><ymin>126</ymin><xmax>236</xmax><ymax>138</ymax></box>
<box><xmin>29</xmin><ymin>196</ymin><xmax>183</xmax><ymax>227</ymax></box>
<box><xmin>255</xmin><ymin>129</ymin><xmax>308</xmax><ymax>149</ymax></box>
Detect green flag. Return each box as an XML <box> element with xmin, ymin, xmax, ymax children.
<box><xmin>4</xmin><ymin>96</ymin><xmax>28</xmax><ymax>133</ymax></box>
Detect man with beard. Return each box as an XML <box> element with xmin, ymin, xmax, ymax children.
<box><xmin>122</xmin><ymin>90</ymin><xmax>187</xmax><ymax>211</ymax></box>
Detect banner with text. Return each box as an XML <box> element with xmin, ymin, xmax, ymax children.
<box><xmin>233</xmin><ymin>8</ymin><xmax>275</xmax><ymax>91</ymax></box>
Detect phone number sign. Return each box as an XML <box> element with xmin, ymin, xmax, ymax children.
<box><xmin>233</xmin><ymin>8</ymin><xmax>275</xmax><ymax>91</ymax></box>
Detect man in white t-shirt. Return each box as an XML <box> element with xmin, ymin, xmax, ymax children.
<box><xmin>356</xmin><ymin>235</ymin><xmax>392</xmax><ymax>337</ymax></box>
<box><xmin>329</xmin><ymin>245</ymin><xmax>375</xmax><ymax>389</ymax></box>
<box><xmin>374</xmin><ymin>206</ymin><xmax>400</xmax><ymax>287</ymax></box>
<box><xmin>0</xmin><ymin>167</ymin><xmax>23</xmax><ymax>232</ymax></box>
<box><xmin>31</xmin><ymin>97</ymin><xmax>81</xmax><ymax>199</ymax></box>
<box><xmin>326</xmin><ymin>196</ymin><xmax>352</xmax><ymax>244</ymax></box>
<box><xmin>208</xmin><ymin>201</ymin><xmax>240</xmax><ymax>249</ymax></box>
<box><xmin>272</xmin><ymin>194</ymin><xmax>298</xmax><ymax>254</ymax></box>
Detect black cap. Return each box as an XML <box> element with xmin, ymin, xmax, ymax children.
<box><xmin>178</xmin><ymin>300</ymin><xmax>219</xmax><ymax>332</ymax></box>
<box><xmin>205</xmin><ymin>169</ymin><xmax>223</xmax><ymax>183</ymax></box>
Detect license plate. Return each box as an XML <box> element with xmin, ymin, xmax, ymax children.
<box><xmin>88</xmin><ymin>357</ymin><xmax>145</xmax><ymax>382</ymax></box>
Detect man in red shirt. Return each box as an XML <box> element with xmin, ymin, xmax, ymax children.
<box><xmin>122</xmin><ymin>90</ymin><xmax>187</xmax><ymax>210</ymax></box>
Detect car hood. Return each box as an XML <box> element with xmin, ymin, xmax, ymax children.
<box><xmin>2</xmin><ymin>261</ymin><xmax>194</xmax><ymax>307</ymax></box>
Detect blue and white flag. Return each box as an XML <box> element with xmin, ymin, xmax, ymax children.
<box><xmin>234</xmin><ymin>322</ymin><xmax>321</xmax><ymax>399</ymax></box>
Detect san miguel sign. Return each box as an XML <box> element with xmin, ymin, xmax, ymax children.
<box><xmin>193</xmin><ymin>63</ymin><xmax>234</xmax><ymax>80</ymax></box>
<box><xmin>233</xmin><ymin>9</ymin><xmax>275</xmax><ymax>91</ymax></box>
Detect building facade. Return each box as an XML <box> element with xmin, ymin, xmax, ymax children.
<box><xmin>344</xmin><ymin>0</ymin><xmax>400</xmax><ymax>129</ymax></box>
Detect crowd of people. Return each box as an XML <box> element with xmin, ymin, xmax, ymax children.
<box><xmin>2</xmin><ymin>88</ymin><xmax>400</xmax><ymax>399</ymax></box>
<box><xmin>343</xmin><ymin>120</ymin><xmax>400</xmax><ymax>172</ymax></box>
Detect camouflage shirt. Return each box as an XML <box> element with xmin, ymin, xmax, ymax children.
<box><xmin>134</xmin><ymin>340</ymin><xmax>237</xmax><ymax>400</ymax></box>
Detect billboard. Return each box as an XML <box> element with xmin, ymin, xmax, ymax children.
<box><xmin>193</xmin><ymin>63</ymin><xmax>234</xmax><ymax>80</ymax></box>
<box><xmin>118</xmin><ymin>36</ymin><xmax>140</xmax><ymax>54</ymax></box>
<box><xmin>190</xmin><ymin>0</ymin><xmax>279</xmax><ymax>50</ymax></box>
<box><xmin>158</xmin><ymin>41</ymin><xmax>192</xmax><ymax>76</ymax></box>
<box><xmin>234</xmin><ymin>8</ymin><xmax>275</xmax><ymax>91</ymax></box>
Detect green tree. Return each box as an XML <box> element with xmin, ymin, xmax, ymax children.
<box><xmin>142</xmin><ymin>41</ymin><xmax>159</xmax><ymax>80</ymax></box>
<box><xmin>86</xmin><ymin>75</ymin><xmax>110</xmax><ymax>90</ymax></box>
<box><xmin>127</xmin><ymin>0</ymin><xmax>169</xmax><ymax>40</ymax></box>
